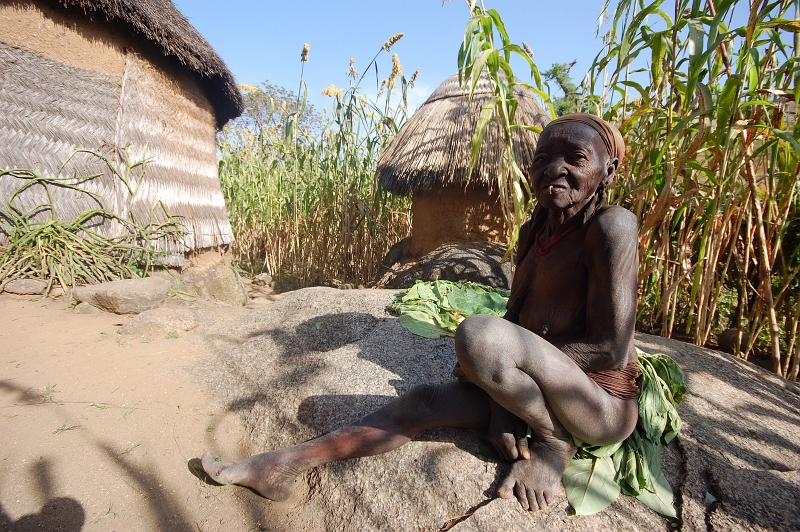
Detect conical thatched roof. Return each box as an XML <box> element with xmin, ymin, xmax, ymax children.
<box><xmin>52</xmin><ymin>0</ymin><xmax>243</xmax><ymax>127</ymax></box>
<box><xmin>378</xmin><ymin>72</ymin><xmax>550</xmax><ymax>196</ymax></box>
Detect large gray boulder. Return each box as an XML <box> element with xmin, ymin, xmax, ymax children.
<box><xmin>195</xmin><ymin>287</ymin><xmax>800</xmax><ymax>531</ymax></box>
<box><xmin>71</xmin><ymin>277</ymin><xmax>170</xmax><ymax>314</ymax></box>
<box><xmin>376</xmin><ymin>242</ymin><xmax>513</xmax><ymax>289</ymax></box>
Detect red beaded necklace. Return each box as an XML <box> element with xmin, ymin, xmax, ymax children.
<box><xmin>534</xmin><ymin>223</ymin><xmax>581</xmax><ymax>255</ymax></box>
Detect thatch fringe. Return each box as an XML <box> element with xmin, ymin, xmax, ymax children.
<box><xmin>39</xmin><ymin>0</ymin><xmax>243</xmax><ymax>127</ymax></box>
<box><xmin>378</xmin><ymin>72</ymin><xmax>550</xmax><ymax>196</ymax></box>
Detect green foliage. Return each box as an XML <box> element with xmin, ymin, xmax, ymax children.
<box><xmin>544</xmin><ymin>62</ymin><xmax>580</xmax><ymax>116</ymax></box>
<box><xmin>0</xmin><ymin>150</ymin><xmax>186</xmax><ymax>293</ymax></box>
<box><xmin>389</xmin><ymin>280</ymin><xmax>510</xmax><ymax>338</ymax></box>
<box><xmin>563</xmin><ymin>457</ymin><xmax>621</xmax><ymax>515</ymax></box>
<box><xmin>234</xmin><ymin>80</ymin><xmax>324</xmax><ymax>142</ymax></box>
<box><xmin>578</xmin><ymin>0</ymin><xmax>800</xmax><ymax>378</ymax></box>
<box><xmin>219</xmin><ymin>40</ymin><xmax>414</xmax><ymax>287</ymax></box>
<box><xmin>457</xmin><ymin>0</ymin><xmax>555</xmax><ymax>256</ymax></box>
<box><xmin>456</xmin><ymin>0</ymin><xmax>799</xmax><ymax>377</ymax></box>
<box><xmin>569</xmin><ymin>349</ymin><xmax>684</xmax><ymax>517</ymax></box>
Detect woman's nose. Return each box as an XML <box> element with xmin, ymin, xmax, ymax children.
<box><xmin>544</xmin><ymin>158</ymin><xmax>566</xmax><ymax>178</ymax></box>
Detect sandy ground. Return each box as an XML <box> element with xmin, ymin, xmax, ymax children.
<box><xmin>0</xmin><ymin>283</ymin><xmax>283</xmax><ymax>532</ymax></box>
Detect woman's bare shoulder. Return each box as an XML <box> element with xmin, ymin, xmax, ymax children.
<box><xmin>588</xmin><ymin>206</ymin><xmax>638</xmax><ymax>241</ymax></box>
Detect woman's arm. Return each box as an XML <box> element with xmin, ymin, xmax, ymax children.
<box><xmin>554</xmin><ymin>206</ymin><xmax>638</xmax><ymax>373</ymax></box>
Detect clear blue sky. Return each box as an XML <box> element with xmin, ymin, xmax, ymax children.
<box><xmin>172</xmin><ymin>0</ymin><xmax>613</xmax><ymax>114</ymax></box>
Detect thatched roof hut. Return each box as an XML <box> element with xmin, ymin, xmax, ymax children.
<box><xmin>378</xmin><ymin>72</ymin><xmax>549</xmax><ymax>257</ymax></box>
<box><xmin>0</xmin><ymin>0</ymin><xmax>244</xmax><ymax>264</ymax></box>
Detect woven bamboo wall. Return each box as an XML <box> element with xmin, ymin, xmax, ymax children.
<box><xmin>0</xmin><ymin>42</ymin><xmax>127</xmax><ymax>236</ymax></box>
<box><xmin>0</xmin><ymin>36</ymin><xmax>234</xmax><ymax>264</ymax></box>
<box><xmin>116</xmin><ymin>53</ymin><xmax>232</xmax><ymax>253</ymax></box>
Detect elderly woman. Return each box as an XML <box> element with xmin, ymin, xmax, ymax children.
<box><xmin>202</xmin><ymin>114</ymin><xmax>639</xmax><ymax>511</ymax></box>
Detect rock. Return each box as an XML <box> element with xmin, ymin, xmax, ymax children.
<box><xmin>637</xmin><ymin>334</ymin><xmax>800</xmax><ymax>532</ymax></box>
<box><xmin>179</xmin><ymin>261</ymin><xmax>247</xmax><ymax>306</ymax></box>
<box><xmin>254</xmin><ymin>273</ymin><xmax>273</xmax><ymax>286</ymax></box>
<box><xmin>119</xmin><ymin>307</ymin><xmax>206</xmax><ymax>336</ymax></box>
<box><xmin>3</xmin><ymin>279</ymin><xmax>48</xmax><ymax>295</ymax></box>
<box><xmin>71</xmin><ymin>277</ymin><xmax>170</xmax><ymax>314</ymax></box>
<box><xmin>375</xmin><ymin>242</ymin><xmax>513</xmax><ymax>289</ymax></box>
<box><xmin>717</xmin><ymin>328</ymin><xmax>750</xmax><ymax>355</ymax></box>
<box><xmin>195</xmin><ymin>288</ymin><xmax>800</xmax><ymax>531</ymax></box>
<box><xmin>72</xmin><ymin>302</ymin><xmax>101</xmax><ymax>314</ymax></box>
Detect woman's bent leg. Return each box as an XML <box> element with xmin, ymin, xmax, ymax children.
<box><xmin>202</xmin><ymin>381</ymin><xmax>491</xmax><ymax>500</ymax></box>
<box><xmin>454</xmin><ymin>314</ymin><xmax>638</xmax><ymax>510</ymax></box>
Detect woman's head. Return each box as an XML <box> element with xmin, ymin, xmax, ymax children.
<box><xmin>530</xmin><ymin>115</ymin><xmax>624</xmax><ymax>215</ymax></box>
<box><xmin>543</xmin><ymin>114</ymin><xmax>625</xmax><ymax>163</ymax></box>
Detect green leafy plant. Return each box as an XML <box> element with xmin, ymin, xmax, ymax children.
<box><xmin>390</xmin><ymin>280</ymin><xmax>509</xmax><ymax>338</ymax></box>
<box><xmin>455</xmin><ymin>0</ymin><xmax>799</xmax><ymax>378</ymax></box>
<box><xmin>0</xmin><ymin>148</ymin><xmax>186</xmax><ymax>293</ymax></box>
<box><xmin>457</xmin><ymin>0</ymin><xmax>555</xmax><ymax>257</ymax></box>
<box><xmin>583</xmin><ymin>0</ymin><xmax>800</xmax><ymax>377</ymax></box>
<box><xmin>565</xmin><ymin>349</ymin><xmax>684</xmax><ymax>516</ymax></box>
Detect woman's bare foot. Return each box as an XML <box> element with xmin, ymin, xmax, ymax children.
<box><xmin>201</xmin><ymin>451</ymin><xmax>300</xmax><ymax>501</ymax></box>
<box><xmin>496</xmin><ymin>436</ymin><xmax>576</xmax><ymax>511</ymax></box>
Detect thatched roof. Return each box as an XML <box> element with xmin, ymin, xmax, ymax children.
<box><xmin>378</xmin><ymin>72</ymin><xmax>550</xmax><ymax>196</ymax></box>
<box><xmin>45</xmin><ymin>0</ymin><xmax>243</xmax><ymax>127</ymax></box>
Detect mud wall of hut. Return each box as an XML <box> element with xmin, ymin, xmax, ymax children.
<box><xmin>411</xmin><ymin>184</ymin><xmax>506</xmax><ymax>256</ymax></box>
<box><xmin>0</xmin><ymin>1</ymin><xmax>232</xmax><ymax>264</ymax></box>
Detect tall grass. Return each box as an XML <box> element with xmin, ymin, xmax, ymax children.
<box><xmin>459</xmin><ymin>0</ymin><xmax>799</xmax><ymax>377</ymax></box>
<box><xmin>219</xmin><ymin>40</ymin><xmax>414</xmax><ymax>288</ymax></box>
<box><xmin>586</xmin><ymin>0</ymin><xmax>799</xmax><ymax>377</ymax></box>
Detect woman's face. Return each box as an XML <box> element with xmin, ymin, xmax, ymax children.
<box><xmin>530</xmin><ymin>122</ymin><xmax>617</xmax><ymax>215</ymax></box>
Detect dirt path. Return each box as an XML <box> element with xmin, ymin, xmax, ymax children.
<box><xmin>0</xmin><ymin>288</ymin><xmax>279</xmax><ymax>531</ymax></box>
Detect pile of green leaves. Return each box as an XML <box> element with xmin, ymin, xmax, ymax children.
<box><xmin>391</xmin><ymin>280</ymin><xmax>685</xmax><ymax>517</ymax></box>
<box><xmin>389</xmin><ymin>280</ymin><xmax>510</xmax><ymax>338</ymax></box>
<box><xmin>564</xmin><ymin>349</ymin><xmax>684</xmax><ymax>517</ymax></box>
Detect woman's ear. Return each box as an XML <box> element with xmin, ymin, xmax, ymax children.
<box><xmin>602</xmin><ymin>157</ymin><xmax>619</xmax><ymax>187</ymax></box>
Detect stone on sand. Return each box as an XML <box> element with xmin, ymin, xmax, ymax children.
<box><xmin>179</xmin><ymin>261</ymin><xmax>248</xmax><ymax>306</ymax></box>
<box><xmin>3</xmin><ymin>279</ymin><xmax>48</xmax><ymax>295</ymax></box>
<box><xmin>376</xmin><ymin>242</ymin><xmax>513</xmax><ymax>289</ymax></box>
<box><xmin>71</xmin><ymin>277</ymin><xmax>170</xmax><ymax>314</ymax></box>
<box><xmin>119</xmin><ymin>307</ymin><xmax>206</xmax><ymax>336</ymax></box>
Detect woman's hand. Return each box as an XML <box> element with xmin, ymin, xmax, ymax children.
<box><xmin>488</xmin><ymin>400</ymin><xmax>530</xmax><ymax>462</ymax></box>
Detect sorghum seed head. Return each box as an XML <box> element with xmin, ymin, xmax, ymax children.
<box><xmin>382</xmin><ymin>32</ymin><xmax>404</xmax><ymax>51</ymax></box>
<box><xmin>409</xmin><ymin>68</ymin><xmax>419</xmax><ymax>88</ymax></box>
<box><xmin>301</xmin><ymin>43</ymin><xmax>310</xmax><ymax>62</ymax></box>
<box><xmin>522</xmin><ymin>42</ymin><xmax>534</xmax><ymax>58</ymax></box>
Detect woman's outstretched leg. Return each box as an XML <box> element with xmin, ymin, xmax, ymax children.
<box><xmin>202</xmin><ymin>381</ymin><xmax>491</xmax><ymax>500</ymax></box>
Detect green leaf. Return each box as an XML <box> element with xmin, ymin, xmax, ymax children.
<box><xmin>398</xmin><ymin>313</ymin><xmax>448</xmax><ymax>339</ymax></box>
<box><xmin>580</xmin><ymin>440</ymin><xmax>624</xmax><ymax>458</ymax></box>
<box><xmin>564</xmin><ymin>457</ymin><xmax>621</xmax><ymax>515</ymax></box>
<box><xmin>636</xmin><ymin>469</ymin><xmax>677</xmax><ymax>517</ymax></box>
<box><xmin>469</xmin><ymin>96</ymin><xmax>499</xmax><ymax>174</ymax></box>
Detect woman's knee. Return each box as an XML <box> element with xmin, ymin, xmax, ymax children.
<box><xmin>455</xmin><ymin>315</ymin><xmax>508</xmax><ymax>378</ymax></box>
<box><xmin>392</xmin><ymin>383</ymin><xmax>442</xmax><ymax>429</ymax></box>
